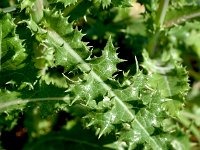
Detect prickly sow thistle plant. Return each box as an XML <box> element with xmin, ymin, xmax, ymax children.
<box><xmin>1</xmin><ymin>0</ymin><xmax>198</xmax><ymax>149</ymax></box>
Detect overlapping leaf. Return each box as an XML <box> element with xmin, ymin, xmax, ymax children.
<box><xmin>142</xmin><ymin>50</ymin><xmax>189</xmax><ymax>117</ymax></box>
<box><xmin>22</xmin><ymin>7</ymin><xmax>191</xmax><ymax>149</ymax></box>
<box><xmin>170</xmin><ymin>0</ymin><xmax>200</xmax><ymax>8</ymax></box>
<box><xmin>164</xmin><ymin>5</ymin><xmax>200</xmax><ymax>28</ymax></box>
<box><xmin>0</xmin><ymin>7</ymin><xmax>40</xmax><ymax>100</ymax></box>
<box><xmin>0</xmin><ymin>13</ymin><xmax>30</xmax><ymax>97</ymax></box>
<box><xmin>25</xmin><ymin>9</ymin><xmax>90</xmax><ymax>87</ymax></box>
<box><xmin>168</xmin><ymin>21</ymin><xmax>200</xmax><ymax>59</ymax></box>
<box><xmin>0</xmin><ymin>13</ymin><xmax>27</xmax><ymax>71</ymax></box>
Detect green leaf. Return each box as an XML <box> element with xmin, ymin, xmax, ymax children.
<box><xmin>167</xmin><ymin>21</ymin><xmax>200</xmax><ymax>64</ymax></box>
<box><xmin>89</xmin><ymin>38</ymin><xmax>123</xmax><ymax>80</ymax></box>
<box><xmin>142</xmin><ymin>50</ymin><xmax>189</xmax><ymax>98</ymax></box>
<box><xmin>47</xmin><ymin>31</ymin><xmax>183</xmax><ymax>148</ymax></box>
<box><xmin>169</xmin><ymin>0</ymin><xmax>200</xmax><ymax>8</ymax></box>
<box><xmin>185</xmin><ymin>30</ymin><xmax>200</xmax><ymax>58</ymax></box>
<box><xmin>0</xmin><ymin>13</ymin><xmax>27</xmax><ymax>71</ymax></box>
<box><xmin>20</xmin><ymin>0</ymin><xmax>44</xmax><ymax>22</ymax></box>
<box><xmin>0</xmin><ymin>13</ymin><xmax>36</xmax><ymax>94</ymax></box>
<box><xmin>142</xmin><ymin>50</ymin><xmax>190</xmax><ymax>116</ymax></box>
<box><xmin>0</xmin><ymin>90</ymin><xmax>22</xmax><ymax>112</ymax></box>
<box><xmin>24</xmin><ymin>8</ymin><xmax>190</xmax><ymax>148</ymax></box>
<box><xmin>25</xmin><ymin>9</ymin><xmax>90</xmax><ymax>87</ymax></box>
<box><xmin>164</xmin><ymin>5</ymin><xmax>200</xmax><ymax>28</ymax></box>
<box><xmin>43</xmin><ymin>10</ymin><xmax>90</xmax><ymax>71</ymax></box>
<box><xmin>26</xmin><ymin>9</ymin><xmax>167</xmax><ymax>147</ymax></box>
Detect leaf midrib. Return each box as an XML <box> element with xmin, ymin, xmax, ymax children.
<box><xmin>163</xmin><ymin>75</ymin><xmax>172</xmax><ymax>97</ymax></box>
<box><xmin>0</xmin><ymin>97</ymin><xmax>70</xmax><ymax>112</ymax></box>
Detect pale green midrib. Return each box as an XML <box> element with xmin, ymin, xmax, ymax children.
<box><xmin>0</xmin><ymin>97</ymin><xmax>69</xmax><ymax>111</ymax></box>
<box><xmin>159</xmin><ymin>0</ymin><xmax>169</xmax><ymax>27</ymax></box>
<box><xmin>163</xmin><ymin>75</ymin><xmax>172</xmax><ymax>97</ymax></box>
<box><xmin>47</xmin><ymin>30</ymin><xmax>162</xmax><ymax>150</ymax></box>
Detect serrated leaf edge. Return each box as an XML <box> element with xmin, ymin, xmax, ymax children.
<box><xmin>47</xmin><ymin>29</ymin><xmax>162</xmax><ymax>149</ymax></box>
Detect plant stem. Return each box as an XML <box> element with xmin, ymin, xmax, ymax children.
<box><xmin>0</xmin><ymin>97</ymin><xmax>70</xmax><ymax>111</ymax></box>
<box><xmin>156</xmin><ymin>0</ymin><xmax>169</xmax><ymax>27</ymax></box>
<box><xmin>147</xmin><ymin>0</ymin><xmax>169</xmax><ymax>57</ymax></box>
